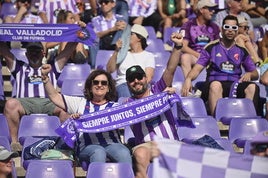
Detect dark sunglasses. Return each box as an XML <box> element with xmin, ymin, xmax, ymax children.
<box><xmin>92</xmin><ymin>80</ymin><xmax>108</xmax><ymax>86</ymax></box>
<box><xmin>127</xmin><ymin>74</ymin><xmax>144</xmax><ymax>83</ymax></box>
<box><xmin>254</xmin><ymin>144</ymin><xmax>268</xmax><ymax>153</ymax></box>
<box><xmin>233</xmin><ymin>0</ymin><xmax>241</xmax><ymax>2</ymax></box>
<box><xmin>223</xmin><ymin>24</ymin><xmax>238</xmax><ymax>31</ymax></box>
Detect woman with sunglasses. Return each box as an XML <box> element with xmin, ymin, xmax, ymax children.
<box><xmin>41</xmin><ymin>66</ymin><xmax>132</xmax><ymax>168</ymax></box>
<box><xmin>0</xmin><ymin>146</ymin><xmax>19</xmax><ymax>178</ymax></box>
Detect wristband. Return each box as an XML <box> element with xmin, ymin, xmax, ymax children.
<box><xmin>174</xmin><ymin>44</ymin><xmax>183</xmax><ymax>50</ymax></box>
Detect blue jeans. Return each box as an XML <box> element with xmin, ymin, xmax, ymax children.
<box><xmin>116</xmin><ymin>83</ymin><xmax>131</xmax><ymax>98</ymax></box>
<box><xmin>79</xmin><ymin>143</ymin><xmax>132</xmax><ymax>164</ymax></box>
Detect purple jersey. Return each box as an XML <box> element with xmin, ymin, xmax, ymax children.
<box><xmin>129</xmin><ymin>78</ymin><xmax>179</xmax><ymax>144</ymax></box>
<box><xmin>11</xmin><ymin>60</ymin><xmax>60</xmax><ymax>98</ymax></box>
<box><xmin>181</xmin><ymin>18</ymin><xmax>220</xmax><ymax>52</ymax></box>
<box><xmin>197</xmin><ymin>40</ymin><xmax>256</xmax><ymax>82</ymax></box>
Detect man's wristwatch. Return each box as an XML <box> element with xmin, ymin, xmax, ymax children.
<box><xmin>174</xmin><ymin>44</ymin><xmax>183</xmax><ymax>50</ymax></box>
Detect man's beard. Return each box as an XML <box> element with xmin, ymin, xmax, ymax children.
<box><xmin>129</xmin><ymin>82</ymin><xmax>148</xmax><ymax>96</ymax></box>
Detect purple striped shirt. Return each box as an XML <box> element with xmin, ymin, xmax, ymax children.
<box><xmin>129</xmin><ymin>78</ymin><xmax>179</xmax><ymax>144</ymax></box>
<box><xmin>128</xmin><ymin>0</ymin><xmax>157</xmax><ymax>18</ymax></box>
<box><xmin>11</xmin><ymin>60</ymin><xmax>60</xmax><ymax>98</ymax></box>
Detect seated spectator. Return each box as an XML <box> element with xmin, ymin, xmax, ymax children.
<box><xmin>179</xmin><ymin>0</ymin><xmax>220</xmax><ymax>78</ymax></box>
<box><xmin>89</xmin><ymin>0</ymin><xmax>127</xmax><ymax>68</ymax></box>
<box><xmin>250</xmin><ymin>130</ymin><xmax>268</xmax><ymax>157</ymax></box>
<box><xmin>0</xmin><ymin>146</ymin><xmax>19</xmax><ymax>178</ymax></box>
<box><xmin>46</xmin><ymin>9</ymin><xmax>89</xmax><ymax>64</ymax></box>
<box><xmin>235</xmin><ymin>15</ymin><xmax>262</xmax><ymax>65</ymax></box>
<box><xmin>128</xmin><ymin>0</ymin><xmax>162</xmax><ymax>32</ymax></box>
<box><xmin>41</xmin><ymin>67</ymin><xmax>132</xmax><ymax>167</ymax></box>
<box><xmin>241</xmin><ymin>0</ymin><xmax>268</xmax><ymax>27</ymax></box>
<box><xmin>214</xmin><ymin>0</ymin><xmax>255</xmax><ymax>41</ymax></box>
<box><xmin>157</xmin><ymin>0</ymin><xmax>188</xmax><ymax>32</ymax></box>
<box><xmin>0</xmin><ymin>40</ymin><xmax>79</xmax><ymax>151</ymax></box>
<box><xmin>181</xmin><ymin>15</ymin><xmax>260</xmax><ymax>116</ymax></box>
<box><xmin>106</xmin><ymin>24</ymin><xmax>155</xmax><ymax>98</ymax></box>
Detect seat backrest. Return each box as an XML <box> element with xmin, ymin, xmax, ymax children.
<box><xmin>228</xmin><ymin>118</ymin><xmax>268</xmax><ymax>144</ymax></box>
<box><xmin>154</xmin><ymin>51</ymin><xmax>170</xmax><ymax>67</ymax></box>
<box><xmin>57</xmin><ymin>63</ymin><xmax>91</xmax><ymax>88</ymax></box>
<box><xmin>61</xmin><ymin>79</ymin><xmax>85</xmax><ymax>96</ymax></box>
<box><xmin>151</xmin><ymin>65</ymin><xmax>165</xmax><ymax>84</ymax></box>
<box><xmin>163</xmin><ymin>27</ymin><xmax>181</xmax><ymax>45</ymax></box>
<box><xmin>86</xmin><ymin>162</ymin><xmax>135</xmax><ymax>178</ymax></box>
<box><xmin>11</xmin><ymin>48</ymin><xmax>28</xmax><ymax>64</ymax></box>
<box><xmin>181</xmin><ymin>97</ymin><xmax>208</xmax><ymax>117</ymax></box>
<box><xmin>144</xmin><ymin>26</ymin><xmax>157</xmax><ymax>39</ymax></box>
<box><xmin>18</xmin><ymin>114</ymin><xmax>61</xmax><ymax>145</ymax></box>
<box><xmin>146</xmin><ymin>38</ymin><xmax>165</xmax><ymax>52</ymax></box>
<box><xmin>215</xmin><ymin>98</ymin><xmax>257</xmax><ymax>122</ymax></box>
<box><xmin>95</xmin><ymin>50</ymin><xmax>117</xmax><ymax>78</ymax></box>
<box><xmin>177</xmin><ymin>116</ymin><xmax>221</xmax><ymax>142</ymax></box>
<box><xmin>0</xmin><ymin>2</ymin><xmax>17</xmax><ymax>19</ymax></box>
<box><xmin>25</xmin><ymin>160</ymin><xmax>74</xmax><ymax>178</ymax></box>
<box><xmin>0</xmin><ymin>114</ymin><xmax>11</xmax><ymax>142</ymax></box>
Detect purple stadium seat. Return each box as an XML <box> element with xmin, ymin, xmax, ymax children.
<box><xmin>163</xmin><ymin>27</ymin><xmax>181</xmax><ymax>45</ymax></box>
<box><xmin>214</xmin><ymin>138</ymin><xmax>235</xmax><ymax>153</ymax></box>
<box><xmin>144</xmin><ymin>26</ymin><xmax>157</xmax><ymax>39</ymax></box>
<box><xmin>25</xmin><ymin>160</ymin><xmax>74</xmax><ymax>178</ymax></box>
<box><xmin>61</xmin><ymin>79</ymin><xmax>85</xmax><ymax>96</ymax></box>
<box><xmin>18</xmin><ymin>114</ymin><xmax>61</xmax><ymax>145</ymax></box>
<box><xmin>153</xmin><ymin>51</ymin><xmax>170</xmax><ymax>67</ymax></box>
<box><xmin>177</xmin><ymin>116</ymin><xmax>221</xmax><ymax>143</ymax></box>
<box><xmin>86</xmin><ymin>162</ymin><xmax>135</xmax><ymax>178</ymax></box>
<box><xmin>243</xmin><ymin>139</ymin><xmax>253</xmax><ymax>155</ymax></box>
<box><xmin>57</xmin><ymin>63</ymin><xmax>91</xmax><ymax>88</ymax></box>
<box><xmin>0</xmin><ymin>2</ymin><xmax>17</xmax><ymax>19</ymax></box>
<box><xmin>146</xmin><ymin>38</ymin><xmax>165</xmax><ymax>52</ymax></box>
<box><xmin>180</xmin><ymin>97</ymin><xmax>208</xmax><ymax>117</ymax></box>
<box><xmin>0</xmin><ymin>136</ymin><xmax>17</xmax><ymax>178</ymax></box>
<box><xmin>228</xmin><ymin>118</ymin><xmax>268</xmax><ymax>148</ymax></box>
<box><xmin>10</xmin><ymin>48</ymin><xmax>28</xmax><ymax>64</ymax></box>
<box><xmin>95</xmin><ymin>50</ymin><xmax>117</xmax><ymax>78</ymax></box>
<box><xmin>0</xmin><ymin>114</ymin><xmax>11</xmax><ymax>142</ymax></box>
<box><xmin>215</xmin><ymin>98</ymin><xmax>260</xmax><ymax>125</ymax></box>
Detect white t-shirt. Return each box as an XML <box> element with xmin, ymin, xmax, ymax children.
<box><xmin>116</xmin><ymin>50</ymin><xmax>155</xmax><ymax>86</ymax></box>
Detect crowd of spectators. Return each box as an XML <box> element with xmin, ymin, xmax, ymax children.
<box><xmin>0</xmin><ymin>0</ymin><xmax>268</xmax><ymax>177</ymax></box>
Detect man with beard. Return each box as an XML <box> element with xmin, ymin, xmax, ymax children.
<box><xmin>181</xmin><ymin>15</ymin><xmax>260</xmax><ymax>116</ymax></box>
<box><xmin>125</xmin><ymin>32</ymin><xmax>184</xmax><ymax>178</ymax></box>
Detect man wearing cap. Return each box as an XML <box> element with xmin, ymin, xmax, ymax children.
<box><xmin>250</xmin><ymin>130</ymin><xmax>268</xmax><ymax>157</ymax></box>
<box><xmin>107</xmin><ymin>24</ymin><xmax>155</xmax><ymax>98</ymax></box>
<box><xmin>0</xmin><ymin>41</ymin><xmax>78</xmax><ymax>151</ymax></box>
<box><xmin>179</xmin><ymin>0</ymin><xmax>220</xmax><ymax>79</ymax></box>
<box><xmin>181</xmin><ymin>15</ymin><xmax>260</xmax><ymax>116</ymax></box>
<box><xmin>124</xmin><ymin>32</ymin><xmax>183</xmax><ymax>178</ymax></box>
<box><xmin>0</xmin><ymin>146</ymin><xmax>19</xmax><ymax>178</ymax></box>
<box><xmin>89</xmin><ymin>0</ymin><xmax>127</xmax><ymax>68</ymax></box>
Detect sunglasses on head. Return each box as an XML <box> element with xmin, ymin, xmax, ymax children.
<box><xmin>254</xmin><ymin>144</ymin><xmax>268</xmax><ymax>153</ymax></box>
<box><xmin>127</xmin><ymin>74</ymin><xmax>144</xmax><ymax>83</ymax></box>
<box><xmin>223</xmin><ymin>24</ymin><xmax>238</xmax><ymax>31</ymax></box>
<box><xmin>92</xmin><ymin>80</ymin><xmax>108</xmax><ymax>86</ymax></box>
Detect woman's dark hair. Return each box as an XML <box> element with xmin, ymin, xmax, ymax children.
<box><xmin>56</xmin><ymin>9</ymin><xmax>73</xmax><ymax>23</ymax></box>
<box><xmin>84</xmin><ymin>69</ymin><xmax>117</xmax><ymax>101</ymax></box>
<box><xmin>135</xmin><ymin>33</ymin><xmax>148</xmax><ymax>50</ymax></box>
<box><xmin>222</xmin><ymin>15</ymin><xmax>238</xmax><ymax>26</ymax></box>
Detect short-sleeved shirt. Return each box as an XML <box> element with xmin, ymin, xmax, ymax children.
<box><xmin>91</xmin><ymin>14</ymin><xmax>124</xmax><ymax>33</ymax></box>
<box><xmin>62</xmin><ymin>95</ymin><xmax>122</xmax><ymax>151</ymax></box>
<box><xmin>181</xmin><ymin>18</ymin><xmax>220</xmax><ymax>52</ymax></box>
<box><xmin>38</xmin><ymin>0</ymin><xmax>79</xmax><ymax>24</ymax></box>
<box><xmin>128</xmin><ymin>0</ymin><xmax>158</xmax><ymax>18</ymax></box>
<box><xmin>128</xmin><ymin>78</ymin><xmax>179</xmax><ymax>145</ymax></box>
<box><xmin>197</xmin><ymin>39</ymin><xmax>256</xmax><ymax>82</ymax></box>
<box><xmin>116</xmin><ymin>50</ymin><xmax>155</xmax><ymax>86</ymax></box>
<box><xmin>11</xmin><ymin>60</ymin><xmax>60</xmax><ymax>98</ymax></box>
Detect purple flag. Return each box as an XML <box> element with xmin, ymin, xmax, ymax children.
<box><xmin>0</xmin><ymin>23</ymin><xmax>97</xmax><ymax>46</ymax></box>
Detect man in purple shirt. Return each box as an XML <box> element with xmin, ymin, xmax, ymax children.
<box><xmin>125</xmin><ymin>32</ymin><xmax>184</xmax><ymax>178</ymax></box>
<box><xmin>181</xmin><ymin>15</ymin><xmax>260</xmax><ymax>116</ymax></box>
<box><xmin>179</xmin><ymin>0</ymin><xmax>220</xmax><ymax>78</ymax></box>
